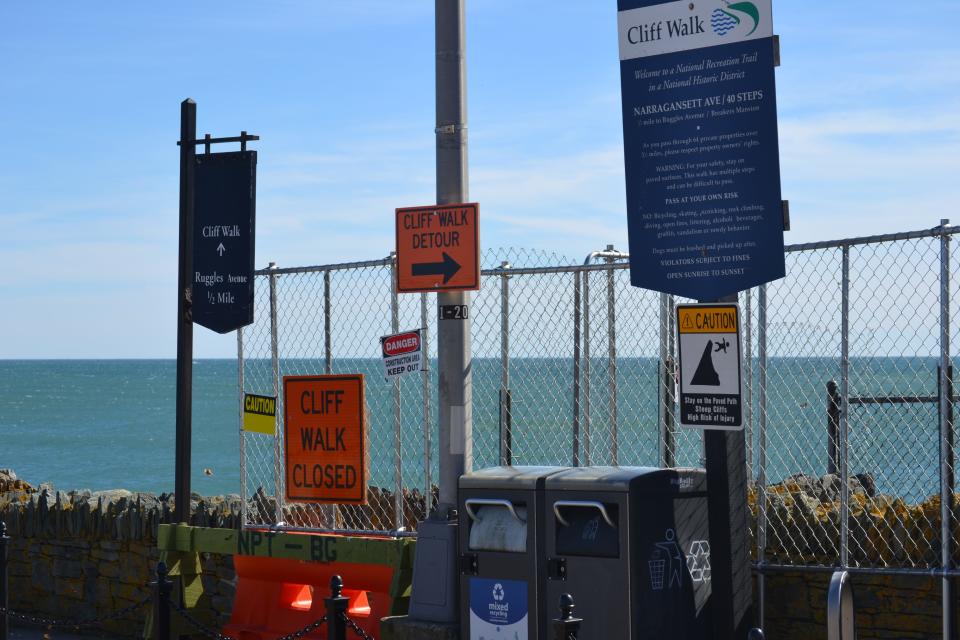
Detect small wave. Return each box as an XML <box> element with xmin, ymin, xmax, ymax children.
<box><xmin>711</xmin><ymin>9</ymin><xmax>739</xmax><ymax>36</ymax></box>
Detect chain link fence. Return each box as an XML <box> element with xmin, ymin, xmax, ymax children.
<box><xmin>238</xmin><ymin>221</ymin><xmax>959</xmax><ymax>581</ymax></box>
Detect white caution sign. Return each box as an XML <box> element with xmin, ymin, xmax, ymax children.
<box><xmin>381</xmin><ymin>329</ymin><xmax>423</xmax><ymax>381</ymax></box>
<box><xmin>677</xmin><ymin>304</ymin><xmax>742</xmax><ymax>430</ymax></box>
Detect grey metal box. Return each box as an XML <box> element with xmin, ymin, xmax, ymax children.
<box><xmin>458</xmin><ymin>466</ymin><xmax>567</xmax><ymax>640</ymax></box>
<box><xmin>543</xmin><ymin>466</ymin><xmax>711</xmax><ymax>639</ymax></box>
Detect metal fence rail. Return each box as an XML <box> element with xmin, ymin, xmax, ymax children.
<box><xmin>238</xmin><ymin>221</ymin><xmax>959</xmax><ymax>627</ymax></box>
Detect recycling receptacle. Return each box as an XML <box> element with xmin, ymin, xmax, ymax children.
<box><xmin>458</xmin><ymin>466</ymin><xmax>567</xmax><ymax>640</ymax></box>
<box><xmin>543</xmin><ymin>466</ymin><xmax>711</xmax><ymax>638</ymax></box>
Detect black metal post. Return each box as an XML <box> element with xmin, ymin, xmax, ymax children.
<box><xmin>748</xmin><ymin>629</ymin><xmax>766</xmax><ymax>640</ymax></box>
<box><xmin>0</xmin><ymin>521</ymin><xmax>9</xmax><ymax>640</ymax></box>
<box><xmin>175</xmin><ymin>98</ymin><xmax>197</xmax><ymax>523</ymax></box>
<box><xmin>154</xmin><ymin>561</ymin><xmax>172</xmax><ymax>640</ymax></box>
<box><xmin>827</xmin><ymin>379</ymin><xmax>841</xmax><ymax>476</ymax></box>
<box><xmin>325</xmin><ymin>575</ymin><xmax>349</xmax><ymax>640</ymax></box>
<box><xmin>552</xmin><ymin>593</ymin><xmax>581</xmax><ymax>640</ymax></box>
<box><xmin>702</xmin><ymin>294</ymin><xmax>753</xmax><ymax>640</ymax></box>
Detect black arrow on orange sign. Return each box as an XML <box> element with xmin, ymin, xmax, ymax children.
<box><xmin>412</xmin><ymin>252</ymin><xmax>461</xmax><ymax>284</ymax></box>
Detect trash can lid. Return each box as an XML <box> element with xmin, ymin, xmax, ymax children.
<box><xmin>544</xmin><ymin>466</ymin><xmax>706</xmax><ymax>494</ymax></box>
<box><xmin>459</xmin><ymin>466</ymin><xmax>569</xmax><ymax>490</ymax></box>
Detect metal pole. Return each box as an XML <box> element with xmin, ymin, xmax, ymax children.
<box><xmin>940</xmin><ymin>219</ymin><xmax>953</xmax><ymax>640</ymax></box>
<box><xmin>827</xmin><ymin>380</ymin><xmax>841</xmax><ymax>476</ymax></box>
<box><xmin>154</xmin><ymin>561</ymin><xmax>171</xmax><ymax>640</ymax></box>
<box><xmin>323</xmin><ymin>269</ymin><xmax>336</xmax><ymax>528</ymax></box>
<box><xmin>324</xmin><ymin>270</ymin><xmax>332</xmax><ymax>374</ymax></box>
<box><xmin>0</xmin><ymin>521</ymin><xmax>8</xmax><ymax>640</ymax></box>
<box><xmin>573</xmin><ymin>271</ymin><xmax>582</xmax><ymax>466</ymax></box>
<box><xmin>435</xmin><ymin>0</ymin><xmax>472</xmax><ymax>509</ymax></box>
<box><xmin>421</xmin><ymin>293</ymin><xmax>433</xmax><ymax>513</ymax></box>
<box><xmin>391</xmin><ymin>254</ymin><xmax>404</xmax><ymax>531</ymax></box>
<box><xmin>238</xmin><ymin>328</ymin><xmax>247</xmax><ymax>527</ymax></box>
<box><xmin>667</xmin><ymin>294</ymin><xmax>677</xmax><ymax>466</ymax></box>
<box><xmin>745</xmin><ymin>289</ymin><xmax>753</xmax><ymax>477</ymax></box>
<box><xmin>552</xmin><ymin>594</ymin><xmax>582</xmax><ymax>640</ymax></box>
<box><xmin>583</xmin><ymin>269</ymin><xmax>592</xmax><ymax>466</ymax></box>
<box><xmin>606</xmin><ymin>248</ymin><xmax>618</xmax><ymax>465</ymax></box>
<box><xmin>325</xmin><ymin>575</ymin><xmax>349</xmax><ymax>640</ymax></box>
<box><xmin>758</xmin><ymin>283</ymin><xmax>768</xmax><ymax>630</ymax></box>
<box><xmin>499</xmin><ymin>261</ymin><xmax>512</xmax><ymax>466</ymax></box>
<box><xmin>659</xmin><ymin>292</ymin><xmax>668</xmax><ymax>467</ymax></box>
<box><xmin>840</xmin><ymin>245</ymin><xmax>850</xmax><ymax>570</ymax></box>
<box><xmin>269</xmin><ymin>262</ymin><xmax>283</xmax><ymax>525</ymax></box>
<box><xmin>175</xmin><ymin>98</ymin><xmax>196</xmax><ymax>524</ymax></box>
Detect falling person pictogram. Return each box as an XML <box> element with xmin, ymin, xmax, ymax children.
<box><xmin>691</xmin><ymin>340</ymin><xmax>721</xmax><ymax>386</ymax></box>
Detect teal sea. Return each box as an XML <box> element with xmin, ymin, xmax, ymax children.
<box><xmin>0</xmin><ymin>358</ymin><xmax>949</xmax><ymax>503</ymax></box>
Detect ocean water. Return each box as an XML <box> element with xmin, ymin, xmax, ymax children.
<box><xmin>0</xmin><ymin>358</ymin><xmax>950</xmax><ymax>502</ymax></box>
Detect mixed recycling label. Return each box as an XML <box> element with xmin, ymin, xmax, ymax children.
<box><xmin>468</xmin><ymin>577</ymin><xmax>528</xmax><ymax>640</ymax></box>
<box><xmin>677</xmin><ymin>304</ymin><xmax>742</xmax><ymax>430</ymax></box>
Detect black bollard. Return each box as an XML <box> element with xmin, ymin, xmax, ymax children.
<box><xmin>325</xmin><ymin>575</ymin><xmax>349</xmax><ymax>640</ymax></box>
<box><xmin>552</xmin><ymin>593</ymin><xmax>582</xmax><ymax>640</ymax></box>
<box><xmin>153</xmin><ymin>561</ymin><xmax>172</xmax><ymax>640</ymax></box>
<box><xmin>0</xmin><ymin>521</ymin><xmax>8</xmax><ymax>640</ymax></box>
<box><xmin>748</xmin><ymin>628</ymin><xmax>766</xmax><ymax>640</ymax></box>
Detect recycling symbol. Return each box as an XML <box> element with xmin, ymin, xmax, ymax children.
<box><xmin>492</xmin><ymin>583</ymin><xmax>505</xmax><ymax>602</ymax></box>
<box><xmin>686</xmin><ymin>540</ymin><xmax>712</xmax><ymax>583</ymax></box>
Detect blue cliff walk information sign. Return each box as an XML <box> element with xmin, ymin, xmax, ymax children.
<box><xmin>618</xmin><ymin>0</ymin><xmax>784</xmax><ymax>300</ymax></box>
<box><xmin>192</xmin><ymin>150</ymin><xmax>257</xmax><ymax>333</ymax></box>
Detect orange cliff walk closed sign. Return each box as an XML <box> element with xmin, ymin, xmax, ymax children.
<box><xmin>283</xmin><ymin>375</ymin><xmax>368</xmax><ymax>504</ymax></box>
<box><xmin>395</xmin><ymin>203</ymin><xmax>480</xmax><ymax>293</ymax></box>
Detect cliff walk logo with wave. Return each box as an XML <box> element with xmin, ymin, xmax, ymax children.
<box><xmin>618</xmin><ymin>0</ymin><xmax>772</xmax><ymax>61</ymax></box>
<box><xmin>711</xmin><ymin>1</ymin><xmax>761</xmax><ymax>37</ymax></box>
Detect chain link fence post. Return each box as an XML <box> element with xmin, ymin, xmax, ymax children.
<box><xmin>659</xmin><ymin>292</ymin><xmax>677</xmax><ymax>468</ymax></box>
<box><xmin>605</xmin><ymin>247</ymin><xmax>618</xmax><ymax>466</ymax></box>
<box><xmin>325</xmin><ymin>576</ymin><xmax>348</xmax><ymax>640</ymax></box>
<box><xmin>390</xmin><ymin>253</ymin><xmax>403</xmax><ymax>531</ymax></box>
<box><xmin>552</xmin><ymin>593</ymin><xmax>581</xmax><ymax>640</ymax></box>
<box><xmin>583</xmin><ymin>268</ymin><xmax>592</xmax><ymax>466</ymax></box>
<box><xmin>269</xmin><ymin>262</ymin><xmax>284</xmax><ymax>525</ymax></box>
<box><xmin>421</xmin><ymin>291</ymin><xmax>433</xmax><ymax>514</ymax></box>
<box><xmin>499</xmin><ymin>261</ymin><xmax>512</xmax><ymax>466</ymax></box>
<box><xmin>840</xmin><ymin>245</ymin><xmax>850</xmax><ymax>570</ymax></box>
<box><xmin>572</xmin><ymin>270</ymin><xmax>582</xmax><ymax>467</ymax></box>
<box><xmin>757</xmin><ymin>282</ymin><xmax>768</xmax><ymax>630</ymax></box>
<box><xmin>939</xmin><ymin>219</ymin><xmax>954</xmax><ymax>640</ymax></box>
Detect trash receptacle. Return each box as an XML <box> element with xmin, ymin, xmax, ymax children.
<box><xmin>543</xmin><ymin>466</ymin><xmax>710</xmax><ymax>638</ymax></box>
<box><xmin>459</xmin><ymin>466</ymin><xmax>567</xmax><ymax>640</ymax></box>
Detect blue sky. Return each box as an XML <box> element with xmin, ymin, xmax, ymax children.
<box><xmin>2</xmin><ymin>1</ymin><xmax>958</xmax><ymax>358</ymax></box>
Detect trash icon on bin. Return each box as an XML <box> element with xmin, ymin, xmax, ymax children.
<box><xmin>648</xmin><ymin>549</ymin><xmax>666</xmax><ymax>591</ymax></box>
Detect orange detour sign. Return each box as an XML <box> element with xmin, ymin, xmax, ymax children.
<box><xmin>283</xmin><ymin>375</ymin><xmax>368</xmax><ymax>504</ymax></box>
<box><xmin>396</xmin><ymin>203</ymin><xmax>480</xmax><ymax>293</ymax></box>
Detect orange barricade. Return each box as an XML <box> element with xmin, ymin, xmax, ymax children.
<box><xmin>224</xmin><ymin>554</ymin><xmax>396</xmax><ymax>640</ymax></box>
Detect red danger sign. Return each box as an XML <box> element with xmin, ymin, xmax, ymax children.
<box><xmin>382</xmin><ymin>331</ymin><xmax>421</xmax><ymax>357</ymax></box>
<box><xmin>380</xmin><ymin>329</ymin><xmax>424</xmax><ymax>381</ymax></box>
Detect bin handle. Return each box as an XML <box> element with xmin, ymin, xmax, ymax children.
<box><xmin>464</xmin><ymin>499</ymin><xmax>526</xmax><ymax>523</ymax></box>
<box><xmin>553</xmin><ymin>500</ymin><xmax>616</xmax><ymax>529</ymax></box>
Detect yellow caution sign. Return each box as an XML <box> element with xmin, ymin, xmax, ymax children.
<box><xmin>243</xmin><ymin>393</ymin><xmax>276</xmax><ymax>435</ymax></box>
<box><xmin>678</xmin><ymin>306</ymin><xmax>738</xmax><ymax>334</ymax></box>
<box><xmin>676</xmin><ymin>304</ymin><xmax>742</xmax><ymax>430</ymax></box>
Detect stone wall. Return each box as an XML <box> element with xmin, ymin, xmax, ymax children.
<box><xmin>3</xmin><ymin>468</ymin><xmax>959</xmax><ymax>638</ymax></box>
<box><xmin>0</xmin><ymin>470</ymin><xmax>238</xmax><ymax>636</ymax></box>
<box><xmin>762</xmin><ymin>572</ymin><xmax>956</xmax><ymax>640</ymax></box>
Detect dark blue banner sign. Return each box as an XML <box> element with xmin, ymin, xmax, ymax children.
<box><xmin>618</xmin><ymin>0</ymin><xmax>784</xmax><ymax>300</ymax></box>
<box><xmin>192</xmin><ymin>151</ymin><xmax>257</xmax><ymax>333</ymax></box>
